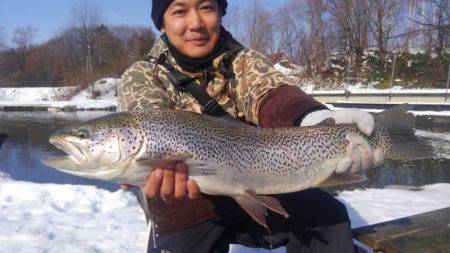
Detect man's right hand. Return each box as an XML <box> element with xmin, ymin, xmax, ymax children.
<box><xmin>121</xmin><ymin>161</ymin><xmax>201</xmax><ymax>200</ymax></box>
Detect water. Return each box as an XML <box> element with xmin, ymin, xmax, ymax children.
<box><xmin>0</xmin><ymin>111</ymin><xmax>449</xmax><ymax>192</ymax></box>
<box><xmin>0</xmin><ymin>111</ymin><xmax>119</xmax><ymax>191</ymax></box>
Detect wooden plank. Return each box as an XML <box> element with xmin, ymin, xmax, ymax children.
<box><xmin>353</xmin><ymin>207</ymin><xmax>450</xmax><ymax>253</ymax></box>
<box><xmin>381</xmin><ymin>224</ymin><xmax>450</xmax><ymax>253</ymax></box>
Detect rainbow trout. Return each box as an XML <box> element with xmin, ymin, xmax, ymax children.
<box><xmin>43</xmin><ymin>105</ymin><xmax>432</xmax><ymax>227</ymax></box>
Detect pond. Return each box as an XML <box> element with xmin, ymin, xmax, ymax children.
<box><xmin>0</xmin><ymin>111</ymin><xmax>449</xmax><ymax>192</ymax></box>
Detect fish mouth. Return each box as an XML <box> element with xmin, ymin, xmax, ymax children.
<box><xmin>42</xmin><ymin>156</ymin><xmax>125</xmax><ymax>180</ymax></box>
<box><xmin>42</xmin><ymin>156</ymin><xmax>85</xmax><ymax>173</ymax></box>
<box><xmin>50</xmin><ymin>138</ymin><xmax>87</xmax><ymax>164</ymax></box>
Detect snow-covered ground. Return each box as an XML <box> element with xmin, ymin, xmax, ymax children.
<box><xmin>0</xmin><ymin>169</ymin><xmax>449</xmax><ymax>253</ymax></box>
<box><xmin>0</xmin><ymin>78</ymin><xmax>119</xmax><ymax>110</ymax></box>
<box><xmin>1</xmin><ymin>76</ymin><xmax>449</xmax><ymax>112</ymax></box>
<box><xmin>0</xmin><ymin>87</ymin><xmax>77</xmax><ymax>101</ymax></box>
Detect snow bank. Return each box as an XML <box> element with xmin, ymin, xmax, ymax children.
<box><xmin>71</xmin><ymin>78</ymin><xmax>118</xmax><ymax>102</ymax></box>
<box><xmin>0</xmin><ymin>174</ymin><xmax>449</xmax><ymax>253</ymax></box>
<box><xmin>1</xmin><ymin>76</ymin><xmax>449</xmax><ymax>111</ymax></box>
<box><xmin>0</xmin><ymin>78</ymin><xmax>119</xmax><ymax>110</ymax></box>
<box><xmin>0</xmin><ymin>87</ymin><xmax>77</xmax><ymax>101</ymax></box>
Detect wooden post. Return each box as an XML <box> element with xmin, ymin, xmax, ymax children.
<box><xmin>446</xmin><ymin>65</ymin><xmax>450</xmax><ymax>102</ymax></box>
<box><xmin>389</xmin><ymin>53</ymin><xmax>397</xmax><ymax>101</ymax></box>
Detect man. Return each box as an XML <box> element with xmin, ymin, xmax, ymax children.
<box><xmin>118</xmin><ymin>0</ymin><xmax>376</xmax><ymax>252</ymax></box>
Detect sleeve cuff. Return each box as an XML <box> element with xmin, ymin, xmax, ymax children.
<box><xmin>258</xmin><ymin>85</ymin><xmax>327</xmax><ymax>128</ymax></box>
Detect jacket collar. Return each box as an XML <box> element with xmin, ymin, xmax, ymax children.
<box><xmin>147</xmin><ymin>31</ymin><xmax>243</xmax><ymax>76</ymax></box>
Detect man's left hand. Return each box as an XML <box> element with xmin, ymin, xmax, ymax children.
<box><xmin>300</xmin><ymin>108</ymin><xmax>382</xmax><ymax>174</ymax></box>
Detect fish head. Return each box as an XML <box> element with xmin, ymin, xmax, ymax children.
<box><xmin>43</xmin><ymin>112</ymin><xmax>145</xmax><ymax>180</ymax></box>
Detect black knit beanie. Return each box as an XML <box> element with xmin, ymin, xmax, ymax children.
<box><xmin>151</xmin><ymin>0</ymin><xmax>228</xmax><ymax>30</ymax></box>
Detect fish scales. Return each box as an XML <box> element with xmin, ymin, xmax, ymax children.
<box><xmin>132</xmin><ymin>110</ymin><xmax>358</xmax><ymax>195</ymax></box>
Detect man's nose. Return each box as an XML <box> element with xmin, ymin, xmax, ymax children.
<box><xmin>187</xmin><ymin>10</ymin><xmax>204</xmax><ymax>30</ymax></box>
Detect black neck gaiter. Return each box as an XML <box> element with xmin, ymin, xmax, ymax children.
<box><xmin>166</xmin><ymin>27</ymin><xmax>231</xmax><ymax>72</ymax></box>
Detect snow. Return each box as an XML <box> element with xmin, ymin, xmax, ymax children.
<box><xmin>0</xmin><ymin>87</ymin><xmax>77</xmax><ymax>101</ymax></box>
<box><xmin>274</xmin><ymin>63</ymin><xmax>304</xmax><ymax>77</ymax></box>
<box><xmin>0</xmin><ymin>178</ymin><xmax>147</xmax><ymax>253</ymax></box>
<box><xmin>0</xmin><ymin>174</ymin><xmax>449</xmax><ymax>253</ymax></box>
<box><xmin>0</xmin><ymin>78</ymin><xmax>119</xmax><ymax>110</ymax></box>
<box><xmin>337</xmin><ymin>184</ymin><xmax>450</xmax><ymax>228</ymax></box>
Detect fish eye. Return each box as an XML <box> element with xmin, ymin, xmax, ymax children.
<box><xmin>72</xmin><ymin>128</ymin><xmax>90</xmax><ymax>139</ymax></box>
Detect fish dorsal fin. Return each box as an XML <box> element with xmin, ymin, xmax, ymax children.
<box><xmin>318</xmin><ymin>173</ymin><xmax>367</xmax><ymax>188</ymax></box>
<box><xmin>317</xmin><ymin>117</ymin><xmax>336</xmax><ymax>126</ymax></box>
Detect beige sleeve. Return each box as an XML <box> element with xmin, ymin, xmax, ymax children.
<box><xmin>117</xmin><ymin>61</ymin><xmax>175</xmax><ymax>112</ymax></box>
<box><xmin>231</xmin><ymin>49</ymin><xmax>296</xmax><ymax>124</ymax></box>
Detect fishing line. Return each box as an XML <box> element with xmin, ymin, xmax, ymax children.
<box><xmin>265</xmin><ymin>226</ymin><xmax>273</xmax><ymax>253</ymax></box>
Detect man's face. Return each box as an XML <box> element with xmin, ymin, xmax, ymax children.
<box><xmin>162</xmin><ymin>0</ymin><xmax>221</xmax><ymax>59</ymax></box>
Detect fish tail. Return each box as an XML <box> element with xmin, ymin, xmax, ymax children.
<box><xmin>374</xmin><ymin>104</ymin><xmax>434</xmax><ymax>160</ymax></box>
<box><xmin>374</xmin><ymin>104</ymin><xmax>415</xmax><ymax>135</ymax></box>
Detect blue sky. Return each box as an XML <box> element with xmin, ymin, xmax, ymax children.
<box><xmin>0</xmin><ymin>0</ymin><xmax>289</xmax><ymax>44</ymax></box>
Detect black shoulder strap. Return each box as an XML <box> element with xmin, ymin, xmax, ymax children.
<box><xmin>147</xmin><ymin>55</ymin><xmax>227</xmax><ymax>117</ymax></box>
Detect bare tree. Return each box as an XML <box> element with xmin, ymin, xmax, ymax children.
<box><xmin>222</xmin><ymin>5</ymin><xmax>243</xmax><ymax>41</ymax></box>
<box><xmin>328</xmin><ymin>0</ymin><xmax>371</xmax><ymax>74</ymax></box>
<box><xmin>0</xmin><ymin>27</ymin><xmax>6</xmax><ymax>50</ymax></box>
<box><xmin>404</xmin><ymin>0</ymin><xmax>419</xmax><ymax>50</ymax></box>
<box><xmin>70</xmin><ymin>0</ymin><xmax>103</xmax><ymax>74</ymax></box>
<box><xmin>430</xmin><ymin>0</ymin><xmax>449</xmax><ymax>55</ymax></box>
<box><xmin>297</xmin><ymin>0</ymin><xmax>333</xmax><ymax>73</ymax></box>
<box><xmin>276</xmin><ymin>3</ymin><xmax>299</xmax><ymax>62</ymax></box>
<box><xmin>369</xmin><ymin>0</ymin><xmax>402</xmax><ymax>67</ymax></box>
<box><xmin>242</xmin><ymin>0</ymin><xmax>276</xmax><ymax>54</ymax></box>
<box><xmin>10</xmin><ymin>26</ymin><xmax>37</xmax><ymax>83</ymax></box>
<box><xmin>410</xmin><ymin>0</ymin><xmax>449</xmax><ymax>58</ymax></box>
<box><xmin>110</xmin><ymin>25</ymin><xmax>156</xmax><ymax>60</ymax></box>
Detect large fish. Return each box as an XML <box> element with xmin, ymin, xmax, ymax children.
<box><xmin>43</xmin><ymin>105</ymin><xmax>432</xmax><ymax>227</ymax></box>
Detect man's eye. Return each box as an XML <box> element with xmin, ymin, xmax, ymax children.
<box><xmin>200</xmin><ymin>5</ymin><xmax>213</xmax><ymax>11</ymax></box>
<box><xmin>173</xmin><ymin>9</ymin><xmax>186</xmax><ymax>15</ymax></box>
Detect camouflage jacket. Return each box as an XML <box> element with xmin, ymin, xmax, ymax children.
<box><xmin>118</xmin><ymin>33</ymin><xmax>297</xmax><ymax>124</ymax></box>
<box><xmin>117</xmin><ymin>33</ymin><xmax>320</xmax><ymax>239</ymax></box>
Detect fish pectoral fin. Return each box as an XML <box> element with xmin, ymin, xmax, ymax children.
<box><xmin>244</xmin><ymin>189</ymin><xmax>289</xmax><ymax>219</ymax></box>
<box><xmin>234</xmin><ymin>195</ymin><xmax>268</xmax><ymax>228</ymax></box>
<box><xmin>135</xmin><ymin>152</ymin><xmax>195</xmax><ymax>168</ymax></box>
<box><xmin>188</xmin><ymin>166</ymin><xmax>216</xmax><ymax>176</ymax></box>
<box><xmin>163</xmin><ymin>152</ymin><xmax>194</xmax><ymax>161</ymax></box>
<box><xmin>135</xmin><ymin>158</ymin><xmax>162</xmax><ymax>168</ymax></box>
<box><xmin>318</xmin><ymin>173</ymin><xmax>367</xmax><ymax>188</ymax></box>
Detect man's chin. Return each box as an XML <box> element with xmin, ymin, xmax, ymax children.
<box><xmin>182</xmin><ymin>47</ymin><xmax>214</xmax><ymax>59</ymax></box>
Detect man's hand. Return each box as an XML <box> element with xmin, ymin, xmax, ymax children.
<box><xmin>300</xmin><ymin>109</ymin><xmax>374</xmax><ymax>135</ymax></box>
<box><xmin>120</xmin><ymin>161</ymin><xmax>201</xmax><ymax>199</ymax></box>
<box><xmin>301</xmin><ymin>109</ymin><xmax>383</xmax><ymax>173</ymax></box>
